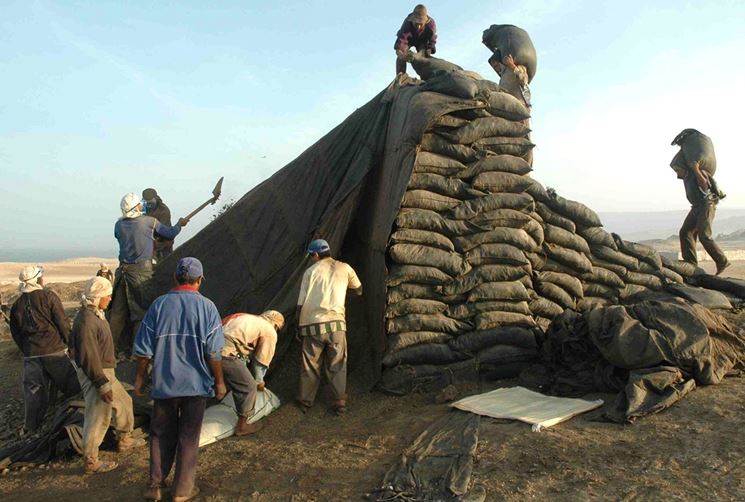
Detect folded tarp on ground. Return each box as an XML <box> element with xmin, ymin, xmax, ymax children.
<box><xmin>531</xmin><ymin>298</ymin><xmax>745</xmax><ymax>423</ymax></box>
<box><xmin>452</xmin><ymin>386</ymin><xmax>603</xmax><ymax>431</ymax></box>
<box><xmin>371</xmin><ymin>411</ymin><xmax>482</xmax><ymax>502</ymax></box>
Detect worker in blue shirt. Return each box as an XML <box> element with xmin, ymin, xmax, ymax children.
<box><xmin>134</xmin><ymin>257</ymin><xmax>225</xmax><ymax>502</ymax></box>
<box><xmin>109</xmin><ymin>192</ymin><xmax>188</xmax><ymax>356</ymax></box>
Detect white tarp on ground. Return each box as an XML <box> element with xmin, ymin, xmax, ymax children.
<box><xmin>451</xmin><ymin>386</ymin><xmax>603</xmax><ymax>431</ymax></box>
<box><xmin>199</xmin><ymin>389</ymin><xmax>281</xmax><ymax>447</ymax></box>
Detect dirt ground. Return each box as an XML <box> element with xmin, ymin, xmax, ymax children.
<box><xmin>1</xmin><ymin>270</ymin><xmax>745</xmax><ymax>500</ymax></box>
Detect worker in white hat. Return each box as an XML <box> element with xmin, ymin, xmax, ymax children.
<box><xmin>69</xmin><ymin>277</ymin><xmax>145</xmax><ymax>474</ymax></box>
<box><xmin>9</xmin><ymin>265</ymin><xmax>80</xmax><ymax>434</ymax></box>
<box><xmin>220</xmin><ymin>310</ymin><xmax>285</xmax><ymax>436</ymax></box>
<box><xmin>109</xmin><ymin>192</ymin><xmax>188</xmax><ymax>356</ymax></box>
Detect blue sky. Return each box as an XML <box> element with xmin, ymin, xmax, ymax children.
<box><xmin>1</xmin><ymin>0</ymin><xmax>744</xmax><ymax>260</ymax></box>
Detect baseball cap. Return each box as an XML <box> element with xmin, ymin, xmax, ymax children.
<box><xmin>176</xmin><ymin>257</ymin><xmax>204</xmax><ymax>280</ymax></box>
<box><xmin>307</xmin><ymin>239</ymin><xmax>330</xmax><ymax>255</ymax></box>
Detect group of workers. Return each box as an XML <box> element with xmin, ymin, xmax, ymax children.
<box><xmin>3</xmin><ymin>5</ymin><xmax>730</xmax><ymax>501</ymax></box>
<box><xmin>8</xmin><ymin>187</ymin><xmax>361</xmax><ymax>501</ymax></box>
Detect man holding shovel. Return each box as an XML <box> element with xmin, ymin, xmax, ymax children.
<box><xmin>109</xmin><ymin>193</ymin><xmax>187</xmax><ymax>355</ymax></box>
<box><xmin>110</xmin><ymin>177</ymin><xmax>223</xmax><ymax>356</ymax></box>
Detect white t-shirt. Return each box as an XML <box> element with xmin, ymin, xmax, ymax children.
<box><xmin>297</xmin><ymin>258</ymin><xmax>362</xmax><ymax>326</ymax></box>
<box><xmin>221</xmin><ymin>314</ymin><xmax>278</xmax><ymax>366</ymax></box>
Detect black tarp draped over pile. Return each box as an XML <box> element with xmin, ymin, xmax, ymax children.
<box><xmin>151</xmin><ymin>75</ymin><xmax>485</xmax><ymax>390</ymax></box>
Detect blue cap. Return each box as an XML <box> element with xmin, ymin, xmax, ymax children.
<box><xmin>176</xmin><ymin>257</ymin><xmax>204</xmax><ymax>280</ymax></box>
<box><xmin>307</xmin><ymin>239</ymin><xmax>330</xmax><ymax>255</ymax></box>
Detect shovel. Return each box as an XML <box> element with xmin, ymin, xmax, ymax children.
<box><xmin>183</xmin><ymin>177</ymin><xmax>224</xmax><ymax>221</ymax></box>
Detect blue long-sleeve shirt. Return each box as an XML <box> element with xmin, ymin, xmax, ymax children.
<box><xmin>114</xmin><ymin>216</ymin><xmax>181</xmax><ymax>264</ymax></box>
<box><xmin>133</xmin><ymin>286</ymin><xmax>224</xmax><ymax>399</ymax></box>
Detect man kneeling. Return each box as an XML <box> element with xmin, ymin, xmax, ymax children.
<box><xmin>69</xmin><ymin>277</ymin><xmax>144</xmax><ymax>474</ymax></box>
<box><xmin>221</xmin><ymin>310</ymin><xmax>284</xmax><ymax>436</ymax></box>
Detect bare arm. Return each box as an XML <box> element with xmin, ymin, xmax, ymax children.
<box><xmin>348</xmin><ymin>286</ymin><xmax>363</xmax><ymax>297</ymax></box>
<box><xmin>691</xmin><ymin>163</ymin><xmax>710</xmax><ymax>191</ymax></box>
<box><xmin>208</xmin><ymin>359</ymin><xmax>226</xmax><ymax>400</ymax></box>
<box><xmin>134</xmin><ymin>356</ymin><xmax>150</xmax><ymax>396</ymax></box>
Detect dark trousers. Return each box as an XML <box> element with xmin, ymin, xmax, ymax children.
<box><xmin>108</xmin><ymin>262</ymin><xmax>152</xmax><ymax>354</ymax></box>
<box><xmin>23</xmin><ymin>354</ymin><xmax>80</xmax><ymax>431</ymax></box>
<box><xmin>221</xmin><ymin>358</ymin><xmax>257</xmax><ymax>419</ymax></box>
<box><xmin>149</xmin><ymin>397</ymin><xmax>206</xmax><ymax>497</ymax></box>
<box><xmin>679</xmin><ymin>202</ymin><xmax>727</xmax><ymax>267</ymax></box>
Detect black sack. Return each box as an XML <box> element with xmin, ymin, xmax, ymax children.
<box><xmin>482</xmin><ymin>24</ymin><xmax>537</xmax><ymax>82</ymax></box>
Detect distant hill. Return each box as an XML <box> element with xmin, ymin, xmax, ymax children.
<box><xmin>598</xmin><ymin>208</ymin><xmax>745</xmax><ymax>241</ymax></box>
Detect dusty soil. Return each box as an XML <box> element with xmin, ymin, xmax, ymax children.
<box><xmin>2</xmin><ymin>273</ymin><xmax>745</xmax><ymax>500</ymax></box>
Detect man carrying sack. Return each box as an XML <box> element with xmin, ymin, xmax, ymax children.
<box><xmin>670</xmin><ymin>129</ymin><xmax>729</xmax><ymax>275</ymax></box>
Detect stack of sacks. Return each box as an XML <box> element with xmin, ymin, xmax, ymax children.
<box><xmin>384</xmin><ymin>80</ymin><xmax>540</xmax><ymax>378</ymax></box>
<box><xmin>382</xmin><ymin>68</ymin><xmax>702</xmax><ymax>384</ymax></box>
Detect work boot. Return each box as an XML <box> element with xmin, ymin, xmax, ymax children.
<box><xmin>173</xmin><ymin>485</ymin><xmax>200</xmax><ymax>502</ymax></box>
<box><xmin>235</xmin><ymin>417</ymin><xmax>264</xmax><ymax>437</ymax></box>
<box><xmin>716</xmin><ymin>259</ymin><xmax>731</xmax><ymax>276</ymax></box>
<box><xmin>84</xmin><ymin>459</ymin><xmax>118</xmax><ymax>474</ymax></box>
<box><xmin>117</xmin><ymin>434</ymin><xmax>147</xmax><ymax>452</ymax></box>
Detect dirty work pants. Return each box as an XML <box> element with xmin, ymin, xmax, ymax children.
<box><xmin>221</xmin><ymin>357</ymin><xmax>257</xmax><ymax>419</ymax></box>
<box><xmin>298</xmin><ymin>331</ymin><xmax>347</xmax><ymax>407</ymax></box>
<box><xmin>149</xmin><ymin>396</ymin><xmax>206</xmax><ymax>498</ymax></box>
<box><xmin>679</xmin><ymin>202</ymin><xmax>727</xmax><ymax>267</ymax></box>
<box><xmin>108</xmin><ymin>261</ymin><xmax>153</xmax><ymax>355</ymax></box>
<box><xmin>23</xmin><ymin>353</ymin><xmax>80</xmax><ymax>431</ymax></box>
<box><xmin>77</xmin><ymin>367</ymin><xmax>134</xmax><ymax>466</ymax></box>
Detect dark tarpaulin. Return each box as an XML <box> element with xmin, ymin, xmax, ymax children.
<box><xmin>371</xmin><ymin>411</ymin><xmax>483</xmax><ymax>502</ymax></box>
<box><xmin>534</xmin><ymin>298</ymin><xmax>745</xmax><ymax>422</ymax></box>
<box><xmin>150</xmin><ymin>75</ymin><xmax>485</xmax><ymax>392</ymax></box>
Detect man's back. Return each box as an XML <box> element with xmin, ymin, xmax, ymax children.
<box><xmin>134</xmin><ymin>287</ymin><xmax>223</xmax><ymax>399</ymax></box>
<box><xmin>298</xmin><ymin>258</ymin><xmax>361</xmax><ymax>326</ymax></box>
<box><xmin>10</xmin><ymin>289</ymin><xmax>68</xmax><ymax>357</ymax></box>
<box><xmin>115</xmin><ymin>216</ymin><xmax>159</xmax><ymax>264</ymax></box>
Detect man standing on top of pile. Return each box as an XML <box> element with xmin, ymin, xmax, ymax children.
<box><xmin>296</xmin><ymin>239</ymin><xmax>362</xmax><ymax>415</ymax></box>
<box><xmin>670</xmin><ymin>129</ymin><xmax>729</xmax><ymax>275</ymax></box>
<box><xmin>9</xmin><ymin>265</ymin><xmax>80</xmax><ymax>435</ymax></box>
<box><xmin>69</xmin><ymin>276</ymin><xmax>144</xmax><ymax>474</ymax></box>
<box><xmin>109</xmin><ymin>192</ymin><xmax>187</xmax><ymax>356</ymax></box>
<box><xmin>134</xmin><ymin>257</ymin><xmax>225</xmax><ymax>502</ymax></box>
<box><xmin>220</xmin><ymin>310</ymin><xmax>284</xmax><ymax>436</ymax></box>
<box><xmin>142</xmin><ymin>188</ymin><xmax>175</xmax><ymax>263</ymax></box>
<box><xmin>394</xmin><ymin>4</ymin><xmax>437</xmax><ymax>76</ymax></box>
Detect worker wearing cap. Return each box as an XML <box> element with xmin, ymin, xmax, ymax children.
<box><xmin>134</xmin><ymin>257</ymin><xmax>225</xmax><ymax>502</ymax></box>
<box><xmin>296</xmin><ymin>239</ymin><xmax>362</xmax><ymax>415</ymax></box>
<box><xmin>69</xmin><ymin>276</ymin><xmax>145</xmax><ymax>474</ymax></box>
<box><xmin>394</xmin><ymin>4</ymin><xmax>437</xmax><ymax>75</ymax></box>
<box><xmin>220</xmin><ymin>310</ymin><xmax>284</xmax><ymax>436</ymax></box>
<box><xmin>110</xmin><ymin>192</ymin><xmax>188</xmax><ymax>355</ymax></box>
<box><xmin>142</xmin><ymin>188</ymin><xmax>175</xmax><ymax>263</ymax></box>
<box><xmin>9</xmin><ymin>265</ymin><xmax>80</xmax><ymax>434</ymax></box>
